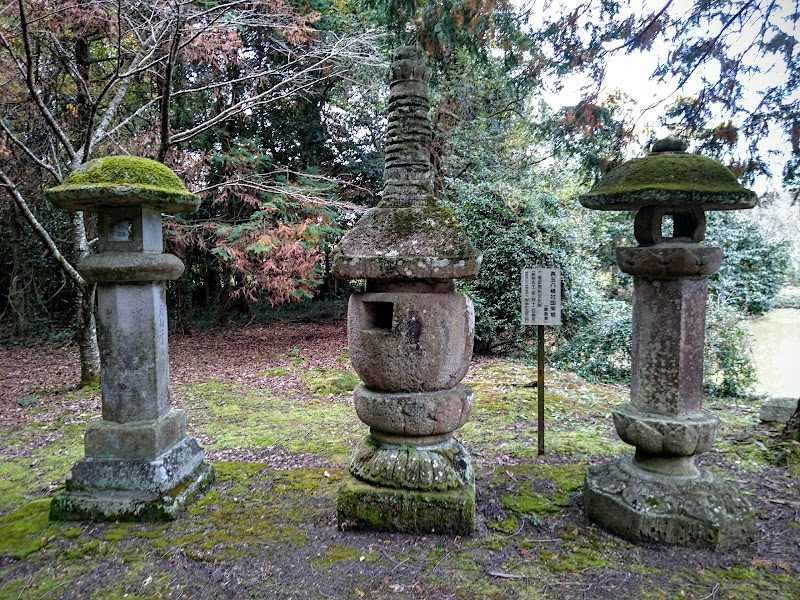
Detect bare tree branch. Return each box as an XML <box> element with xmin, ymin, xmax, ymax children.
<box><xmin>16</xmin><ymin>0</ymin><xmax>76</xmax><ymax>160</ymax></box>
<box><xmin>0</xmin><ymin>120</ymin><xmax>63</xmax><ymax>181</ymax></box>
<box><xmin>0</xmin><ymin>166</ymin><xmax>84</xmax><ymax>287</ymax></box>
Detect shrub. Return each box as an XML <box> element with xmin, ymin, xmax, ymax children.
<box><xmin>702</xmin><ymin>212</ymin><xmax>788</xmax><ymax>315</ymax></box>
<box><xmin>551</xmin><ymin>299</ymin><xmax>632</xmax><ymax>383</ymax></box>
<box><xmin>445</xmin><ymin>178</ymin><xmax>603</xmax><ymax>353</ymax></box>
<box><xmin>552</xmin><ymin>296</ymin><xmax>755</xmax><ymax>397</ymax></box>
<box><xmin>703</xmin><ymin>298</ymin><xmax>756</xmax><ymax>397</ymax></box>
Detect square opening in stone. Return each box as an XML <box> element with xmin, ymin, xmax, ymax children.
<box><xmin>364</xmin><ymin>301</ymin><xmax>393</xmax><ymax>331</ymax></box>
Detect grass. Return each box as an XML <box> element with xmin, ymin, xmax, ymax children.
<box><xmin>0</xmin><ymin>348</ymin><xmax>797</xmax><ymax>599</ymax></box>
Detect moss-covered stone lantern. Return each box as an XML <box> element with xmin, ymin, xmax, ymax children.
<box><xmin>46</xmin><ymin>156</ymin><xmax>213</xmax><ymax>521</ymax></box>
<box><xmin>580</xmin><ymin>136</ymin><xmax>756</xmax><ymax>549</ymax></box>
<box><xmin>333</xmin><ymin>46</ymin><xmax>481</xmax><ymax>534</ymax></box>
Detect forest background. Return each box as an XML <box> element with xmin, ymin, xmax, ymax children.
<box><xmin>1</xmin><ymin>0</ymin><xmax>798</xmax><ymax>397</ymax></box>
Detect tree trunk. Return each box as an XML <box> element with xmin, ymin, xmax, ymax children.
<box><xmin>71</xmin><ymin>211</ymin><xmax>100</xmax><ymax>387</ymax></box>
<box><xmin>8</xmin><ymin>209</ymin><xmax>28</xmax><ymax>337</ymax></box>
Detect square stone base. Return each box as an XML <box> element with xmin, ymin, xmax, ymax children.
<box><xmin>584</xmin><ymin>456</ymin><xmax>755</xmax><ymax>550</ymax></box>
<box><xmin>50</xmin><ymin>438</ymin><xmax>214</xmax><ymax>522</ymax></box>
<box><xmin>337</xmin><ymin>474</ymin><xmax>475</xmax><ymax>535</ymax></box>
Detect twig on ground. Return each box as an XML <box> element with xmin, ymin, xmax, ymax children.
<box><xmin>488</xmin><ymin>571</ymin><xmax>526</xmax><ymax>580</ymax></box>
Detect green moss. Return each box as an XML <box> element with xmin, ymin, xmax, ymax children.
<box><xmin>687</xmin><ymin>565</ymin><xmax>800</xmax><ymax>600</ymax></box>
<box><xmin>179</xmin><ymin>380</ymin><xmax>361</xmax><ymax>463</ymax></box>
<box><xmin>166</xmin><ymin>463</ymin><xmax>340</xmax><ymax>562</ymax></box>
<box><xmin>501</xmin><ymin>491</ymin><xmax>557</xmax><ymax>516</ymax></box>
<box><xmin>260</xmin><ymin>366</ymin><xmax>289</xmax><ymax>376</ymax></box>
<box><xmin>63</xmin><ymin>526</ymin><xmax>83</xmax><ymax>539</ymax></box>
<box><xmin>546</xmin><ymin>543</ymin><xmax>612</xmax><ymax>572</ymax></box>
<box><xmin>0</xmin><ymin>499</ymin><xmax>53</xmax><ymax>558</ymax></box>
<box><xmin>581</xmin><ymin>152</ymin><xmax>756</xmax><ymax>209</ymax></box>
<box><xmin>300</xmin><ymin>367</ymin><xmax>360</xmax><ymax>396</ymax></box>
<box><xmin>312</xmin><ymin>543</ymin><xmax>380</xmax><ymax>568</ymax></box>
<box><xmin>46</xmin><ymin>156</ymin><xmax>198</xmax><ymax>212</ymax></box>
<box><xmin>487</xmin><ymin>514</ymin><xmax>519</xmax><ymax>533</ymax></box>
<box><xmin>462</xmin><ymin>361</ymin><xmax>628</xmax><ymax>459</ymax></box>
<box><xmin>59</xmin><ymin>156</ymin><xmax>186</xmax><ymax>191</ymax></box>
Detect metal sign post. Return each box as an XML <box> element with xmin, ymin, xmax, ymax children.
<box><xmin>521</xmin><ymin>268</ymin><xmax>561</xmax><ymax>455</ymax></box>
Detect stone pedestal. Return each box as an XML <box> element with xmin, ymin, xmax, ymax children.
<box><xmin>584</xmin><ymin>244</ymin><xmax>755</xmax><ymax>548</ymax></box>
<box><xmin>333</xmin><ymin>47</ymin><xmax>481</xmax><ymax>534</ymax></box>
<box><xmin>46</xmin><ymin>156</ymin><xmax>213</xmax><ymax>521</ymax></box>
<box><xmin>337</xmin><ymin>286</ymin><xmax>477</xmax><ymax>534</ymax></box>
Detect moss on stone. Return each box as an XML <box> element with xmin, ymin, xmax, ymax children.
<box><xmin>46</xmin><ymin>155</ymin><xmax>199</xmax><ymax>213</ymax></box>
<box><xmin>58</xmin><ymin>156</ymin><xmax>186</xmax><ymax>191</ymax></box>
<box><xmin>337</xmin><ymin>474</ymin><xmax>475</xmax><ymax>534</ymax></box>
<box><xmin>580</xmin><ymin>152</ymin><xmax>757</xmax><ymax>210</ymax></box>
<box><xmin>332</xmin><ymin>204</ymin><xmax>481</xmax><ymax>279</ymax></box>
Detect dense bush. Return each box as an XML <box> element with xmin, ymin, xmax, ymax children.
<box><xmin>703</xmin><ymin>299</ymin><xmax>757</xmax><ymax>396</ymax></box>
<box><xmin>551</xmin><ymin>299</ymin><xmax>632</xmax><ymax>384</ymax></box>
<box><xmin>706</xmin><ymin>211</ymin><xmax>791</xmax><ymax>315</ymax></box>
<box><xmin>551</xmin><ymin>296</ymin><xmax>755</xmax><ymax>397</ymax></box>
<box><xmin>444</xmin><ymin>178</ymin><xmax>604</xmax><ymax>353</ymax></box>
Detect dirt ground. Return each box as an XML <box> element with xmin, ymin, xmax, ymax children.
<box><xmin>0</xmin><ymin>319</ymin><xmax>798</xmax><ymax>599</ymax></box>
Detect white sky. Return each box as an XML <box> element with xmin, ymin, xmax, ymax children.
<box><xmin>518</xmin><ymin>0</ymin><xmax>797</xmax><ymax>193</ymax></box>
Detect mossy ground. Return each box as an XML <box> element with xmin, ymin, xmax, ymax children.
<box><xmin>0</xmin><ymin>321</ymin><xmax>797</xmax><ymax>599</ymax></box>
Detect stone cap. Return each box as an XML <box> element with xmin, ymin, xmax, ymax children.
<box><xmin>579</xmin><ymin>136</ymin><xmax>757</xmax><ymax>211</ymax></box>
<box><xmin>332</xmin><ymin>205</ymin><xmax>481</xmax><ymax>279</ymax></box>
<box><xmin>46</xmin><ymin>156</ymin><xmax>200</xmax><ymax>214</ymax></box>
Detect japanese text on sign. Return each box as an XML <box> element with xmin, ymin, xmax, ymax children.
<box><xmin>521</xmin><ymin>268</ymin><xmax>561</xmax><ymax>326</ymax></box>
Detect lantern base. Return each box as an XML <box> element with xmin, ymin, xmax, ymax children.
<box><xmin>49</xmin><ymin>437</ymin><xmax>213</xmax><ymax>522</ymax></box>
<box><xmin>584</xmin><ymin>456</ymin><xmax>754</xmax><ymax>549</ymax></box>
<box><xmin>337</xmin><ymin>473</ymin><xmax>474</xmax><ymax>535</ymax></box>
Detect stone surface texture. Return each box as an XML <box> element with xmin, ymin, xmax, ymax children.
<box><xmin>629</xmin><ymin>275</ymin><xmax>711</xmax><ymax>416</ymax></box>
<box><xmin>47</xmin><ymin>157</ymin><xmax>211</xmax><ymax>521</ymax></box>
<box><xmin>335</xmin><ymin>46</ymin><xmax>480</xmax><ymax>534</ymax></box>
<box><xmin>353</xmin><ymin>384</ymin><xmax>473</xmax><ymax>437</ymax></box>
<box><xmin>579</xmin><ymin>137</ymin><xmax>755</xmax><ymax>549</ymax></box>
<box><xmin>97</xmin><ymin>283</ymin><xmax>171</xmax><ymax>423</ymax></box>
<box><xmin>584</xmin><ymin>457</ymin><xmax>756</xmax><ymax>550</ymax></box>
<box><xmin>759</xmin><ymin>397</ymin><xmax>800</xmax><ymax>424</ymax></box>
<box><xmin>348</xmin><ymin>291</ymin><xmax>474</xmax><ymax>392</ymax></box>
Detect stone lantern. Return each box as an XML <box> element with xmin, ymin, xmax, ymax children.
<box><xmin>580</xmin><ymin>137</ymin><xmax>756</xmax><ymax>548</ymax></box>
<box><xmin>333</xmin><ymin>46</ymin><xmax>481</xmax><ymax>534</ymax></box>
<box><xmin>46</xmin><ymin>156</ymin><xmax>213</xmax><ymax>521</ymax></box>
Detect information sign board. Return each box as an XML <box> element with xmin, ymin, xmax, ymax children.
<box><xmin>521</xmin><ymin>268</ymin><xmax>561</xmax><ymax>326</ymax></box>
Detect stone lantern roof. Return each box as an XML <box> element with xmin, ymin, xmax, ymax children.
<box><xmin>579</xmin><ymin>136</ymin><xmax>757</xmax><ymax>212</ymax></box>
<box><xmin>46</xmin><ymin>156</ymin><xmax>199</xmax><ymax>214</ymax></box>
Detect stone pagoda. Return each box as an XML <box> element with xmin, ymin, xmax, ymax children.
<box><xmin>580</xmin><ymin>136</ymin><xmax>756</xmax><ymax>549</ymax></box>
<box><xmin>47</xmin><ymin>156</ymin><xmax>213</xmax><ymax>521</ymax></box>
<box><xmin>333</xmin><ymin>46</ymin><xmax>481</xmax><ymax>534</ymax></box>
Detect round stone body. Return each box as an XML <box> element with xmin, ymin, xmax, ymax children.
<box><xmin>347</xmin><ymin>290</ymin><xmax>475</xmax><ymax>393</ymax></box>
<box><xmin>353</xmin><ymin>383</ymin><xmax>473</xmax><ymax>438</ymax></box>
